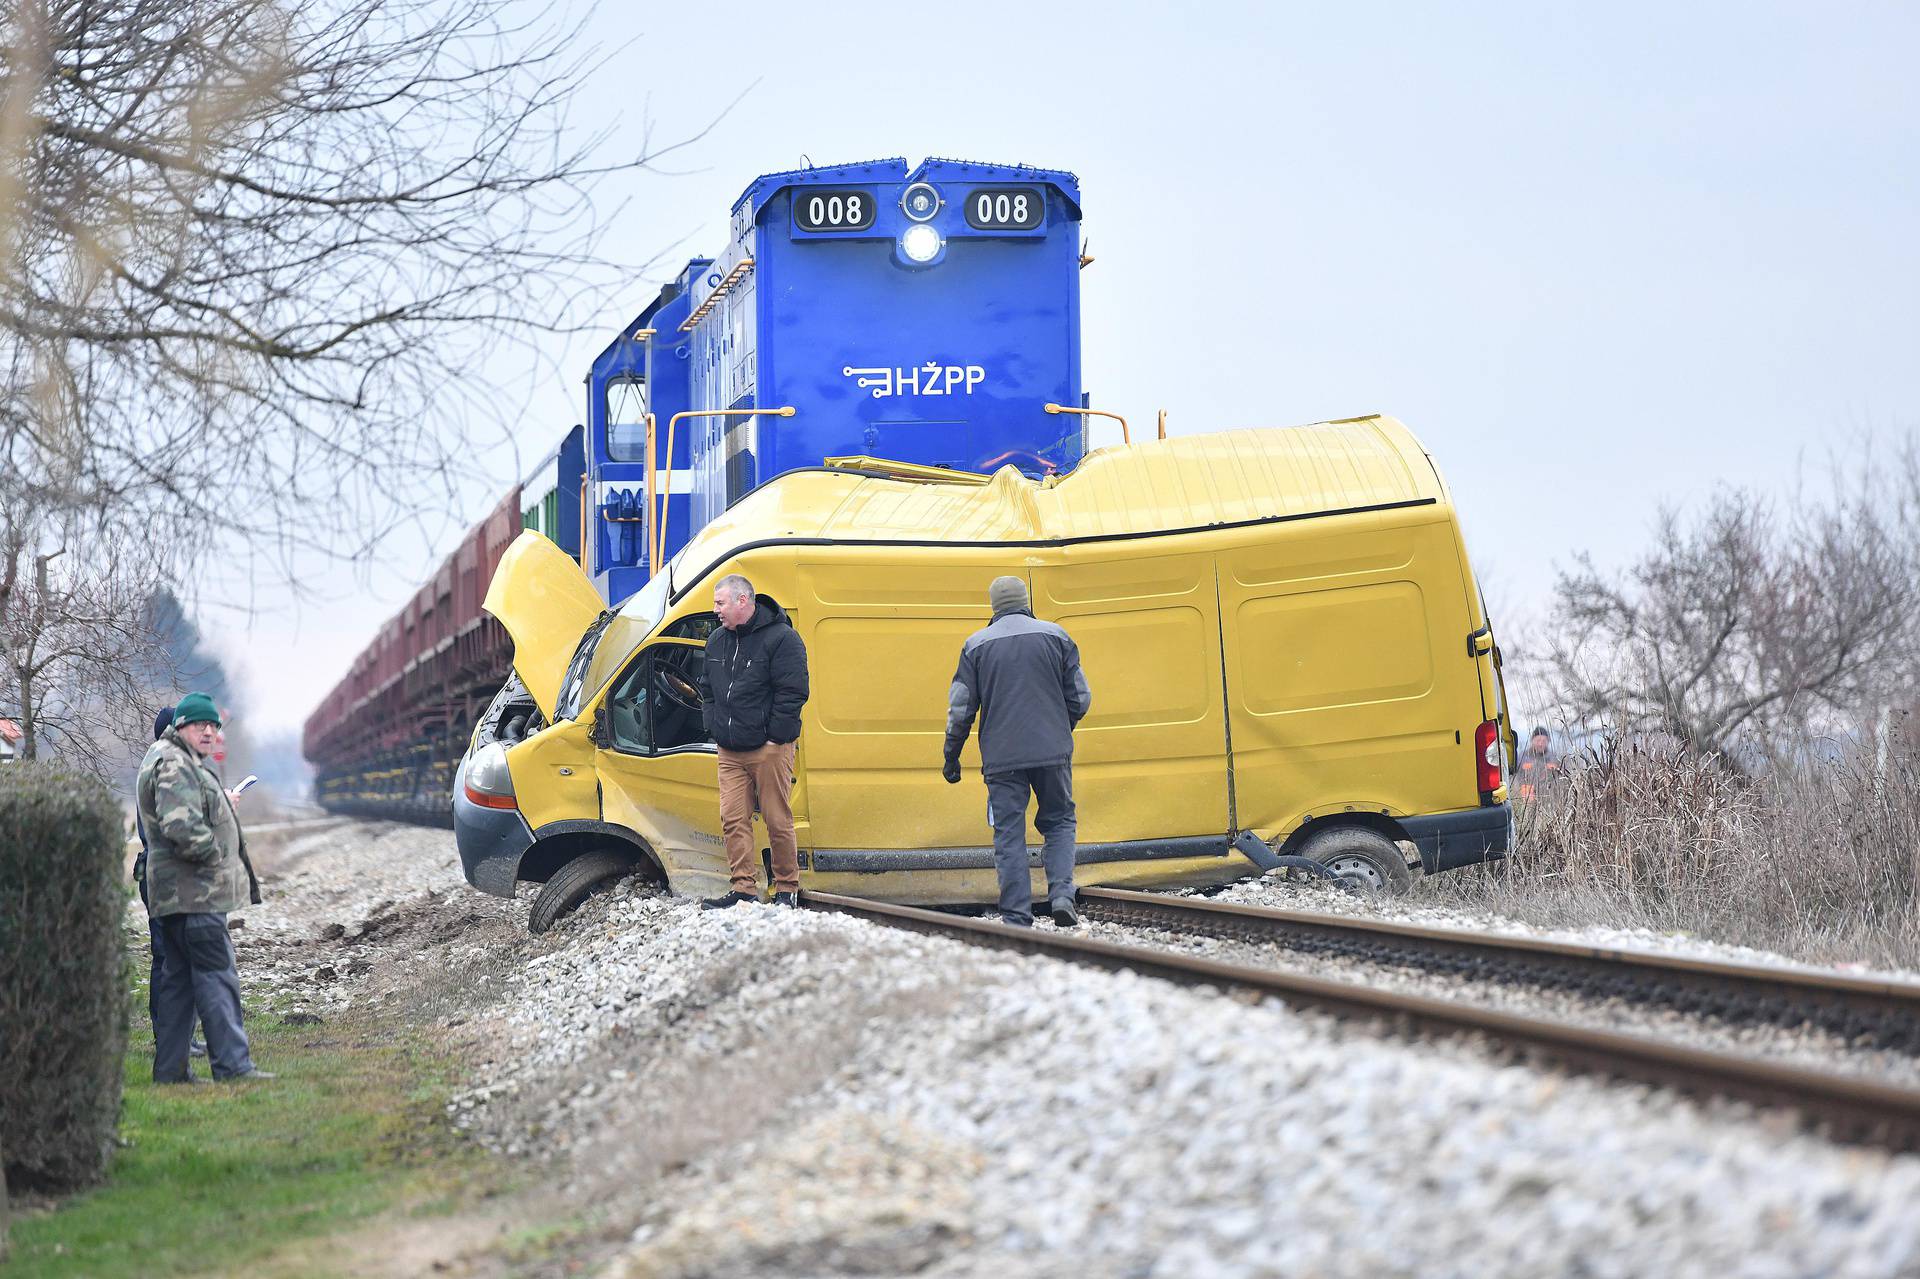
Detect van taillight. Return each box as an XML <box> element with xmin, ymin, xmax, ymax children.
<box><xmin>1474</xmin><ymin>720</ymin><xmax>1501</xmax><ymax>796</ymax></box>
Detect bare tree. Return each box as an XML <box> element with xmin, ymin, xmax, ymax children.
<box><xmin>0</xmin><ymin>506</ymin><xmax>176</xmax><ymax>776</ymax></box>
<box><xmin>0</xmin><ymin>0</ymin><xmax>707</xmax><ymax>772</ymax></box>
<box><xmin>0</xmin><ymin>0</ymin><xmax>699</xmax><ymax>599</ymax></box>
<box><xmin>1546</xmin><ymin>442</ymin><xmax>1920</xmax><ymax>765</ymax></box>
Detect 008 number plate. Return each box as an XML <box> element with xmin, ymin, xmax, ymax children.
<box><xmin>793</xmin><ymin>189</ymin><xmax>877</xmax><ymax>232</ymax></box>
<box><xmin>964</xmin><ymin>187</ymin><xmax>1044</xmax><ymax>230</ymax></box>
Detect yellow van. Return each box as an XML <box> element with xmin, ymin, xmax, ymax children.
<box><xmin>453</xmin><ymin>415</ymin><xmax>1515</xmax><ymax>931</ymax></box>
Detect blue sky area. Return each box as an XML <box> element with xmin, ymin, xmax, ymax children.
<box><xmin>216</xmin><ymin>1</ymin><xmax>1920</xmax><ymax>735</ymax></box>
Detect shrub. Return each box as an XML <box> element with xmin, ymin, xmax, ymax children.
<box><xmin>0</xmin><ymin>763</ymin><xmax>129</xmax><ymax>1192</ymax></box>
<box><xmin>1433</xmin><ymin>731</ymin><xmax>1920</xmax><ymax>968</ymax></box>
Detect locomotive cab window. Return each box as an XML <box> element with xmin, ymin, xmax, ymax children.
<box><xmin>604</xmin><ymin>642</ymin><xmax>711</xmax><ymax>756</ymax></box>
<box><xmin>606</xmin><ymin>377</ymin><xmax>649</xmax><ymax>462</ymax></box>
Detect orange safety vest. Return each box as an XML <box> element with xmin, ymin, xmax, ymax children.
<box><xmin>1514</xmin><ymin>756</ymin><xmax>1561</xmax><ymax>800</ymax></box>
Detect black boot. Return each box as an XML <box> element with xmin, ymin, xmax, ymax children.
<box><xmin>1049</xmin><ymin>897</ymin><xmax>1080</xmax><ymax>928</ymax></box>
<box><xmin>772</xmin><ymin>891</ymin><xmax>798</xmax><ymax>908</ymax></box>
<box><xmin>700</xmin><ymin>890</ymin><xmax>759</xmax><ymax>910</ymax></box>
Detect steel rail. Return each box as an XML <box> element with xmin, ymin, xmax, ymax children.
<box><xmin>1078</xmin><ymin>887</ymin><xmax>1920</xmax><ymax>1052</ymax></box>
<box><xmin>800</xmin><ymin>890</ymin><xmax>1920</xmax><ymax>1154</ymax></box>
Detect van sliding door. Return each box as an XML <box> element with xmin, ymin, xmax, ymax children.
<box><xmin>1030</xmin><ymin>551</ymin><xmax>1230</xmax><ymax>844</ymax></box>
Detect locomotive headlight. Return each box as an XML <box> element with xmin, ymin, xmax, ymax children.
<box><xmin>463</xmin><ymin>741</ymin><xmax>518</xmax><ymax>809</ymax></box>
<box><xmin>900</xmin><ymin>223</ymin><xmax>942</xmax><ymax>263</ymax></box>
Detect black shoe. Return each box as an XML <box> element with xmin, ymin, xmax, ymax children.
<box><xmin>219</xmin><ymin>1069</ymin><xmax>276</xmax><ymax>1082</ymax></box>
<box><xmin>156</xmin><ymin>1074</ymin><xmax>209</xmax><ymax>1086</ymax></box>
<box><xmin>1050</xmin><ymin>898</ymin><xmax>1080</xmax><ymax>928</ymax></box>
<box><xmin>999</xmin><ymin>914</ymin><xmax>1033</xmax><ymax>928</ymax></box>
<box><xmin>700</xmin><ymin>890</ymin><xmax>759</xmax><ymax>911</ymax></box>
<box><xmin>772</xmin><ymin>891</ymin><xmax>798</xmax><ymax>908</ymax></box>
<box><xmin>189</xmin><ymin>1039</ymin><xmax>207</xmax><ymax>1058</ymax></box>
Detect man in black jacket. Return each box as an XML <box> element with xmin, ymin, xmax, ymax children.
<box><xmin>697</xmin><ymin>573</ymin><xmax>810</xmax><ymax>909</ymax></box>
<box><xmin>943</xmin><ymin>575</ymin><xmax>1092</xmax><ymax>927</ymax></box>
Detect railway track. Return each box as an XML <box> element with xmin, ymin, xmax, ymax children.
<box><xmin>800</xmin><ymin>889</ymin><xmax>1920</xmax><ymax>1155</ymax></box>
<box><xmin>1078</xmin><ymin>886</ymin><xmax>1920</xmax><ymax>1053</ymax></box>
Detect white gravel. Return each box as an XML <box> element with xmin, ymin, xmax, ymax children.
<box><xmin>450</xmin><ymin>884</ymin><xmax>1920</xmax><ymax>1278</ymax></box>
<box><xmin>182</xmin><ymin>822</ymin><xmax>1920</xmax><ymax>1276</ymax></box>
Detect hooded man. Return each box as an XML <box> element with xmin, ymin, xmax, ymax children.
<box><xmin>943</xmin><ymin>575</ymin><xmax>1092</xmax><ymax>927</ymax></box>
<box><xmin>696</xmin><ymin>573</ymin><xmax>810</xmax><ymax>909</ymax></box>
<box><xmin>135</xmin><ymin>692</ymin><xmax>270</xmax><ymax>1083</ymax></box>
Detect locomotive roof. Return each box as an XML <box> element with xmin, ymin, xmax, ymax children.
<box><xmin>664</xmin><ymin>414</ymin><xmax>1448</xmax><ymax>600</ymax></box>
<box><xmin>733</xmin><ymin>156</ymin><xmax>1082</xmax><ymax>219</ymax></box>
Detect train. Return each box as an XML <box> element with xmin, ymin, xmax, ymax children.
<box><xmin>305</xmin><ymin>155</ymin><xmax>1516</xmax><ymax>925</ymax></box>
<box><xmin>306</xmin><ymin>156</ymin><xmax>1088</xmax><ymax>819</ymax></box>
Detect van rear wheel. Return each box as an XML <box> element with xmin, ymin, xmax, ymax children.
<box><xmin>1299</xmin><ymin>826</ymin><xmax>1414</xmax><ymax>895</ymax></box>
<box><xmin>528</xmin><ymin>850</ymin><xmax>637</xmax><ymax>934</ymax></box>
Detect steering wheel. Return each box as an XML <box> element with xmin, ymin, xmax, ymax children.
<box><xmin>655</xmin><ymin>665</ymin><xmax>703</xmax><ymax>712</ymax></box>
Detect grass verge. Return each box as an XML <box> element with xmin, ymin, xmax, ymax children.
<box><xmin>6</xmin><ymin>970</ymin><xmax>501</xmax><ymax>1278</ymax></box>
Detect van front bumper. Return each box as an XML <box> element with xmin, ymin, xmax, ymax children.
<box><xmin>452</xmin><ymin>754</ymin><xmax>534</xmax><ymax>898</ymax></box>
<box><xmin>1402</xmin><ymin>804</ymin><xmax>1511</xmax><ymax>873</ymax></box>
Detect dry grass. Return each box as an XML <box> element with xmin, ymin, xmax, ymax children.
<box><xmin>1428</xmin><ymin>733</ymin><xmax>1920</xmax><ymax>970</ymax></box>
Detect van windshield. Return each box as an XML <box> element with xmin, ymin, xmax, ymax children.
<box><xmin>553</xmin><ymin>611</ymin><xmax>614</xmax><ymax>723</ymax></box>
<box><xmin>555</xmin><ymin>553</ymin><xmax>691</xmax><ymax>724</ymax></box>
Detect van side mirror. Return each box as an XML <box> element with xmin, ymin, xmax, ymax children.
<box><xmin>589</xmin><ymin>705</ymin><xmax>609</xmax><ymax>748</ymax></box>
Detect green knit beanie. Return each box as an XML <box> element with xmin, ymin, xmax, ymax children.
<box><xmin>173</xmin><ymin>691</ymin><xmax>223</xmax><ymax>728</ymax></box>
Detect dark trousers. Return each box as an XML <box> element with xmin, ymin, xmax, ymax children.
<box><xmin>986</xmin><ymin>764</ymin><xmax>1078</xmax><ymax>926</ymax></box>
<box><xmin>151</xmin><ymin>912</ymin><xmax>253</xmax><ymax>1081</ymax></box>
<box><xmin>137</xmin><ymin>862</ymin><xmax>195</xmax><ymax>1043</ymax></box>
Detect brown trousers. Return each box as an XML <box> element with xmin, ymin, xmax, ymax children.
<box><xmin>717</xmin><ymin>740</ymin><xmax>799</xmax><ymax>894</ymax></box>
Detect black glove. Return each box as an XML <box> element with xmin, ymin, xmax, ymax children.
<box><xmin>942</xmin><ymin>758</ymin><xmax>962</xmax><ymax>784</ymax></box>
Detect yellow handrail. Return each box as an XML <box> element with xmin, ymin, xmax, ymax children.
<box><xmin>641</xmin><ymin>411</ymin><xmax>657</xmax><ymax>572</ymax></box>
<box><xmin>654</xmin><ymin>407</ymin><xmax>796</xmax><ymax>570</ymax></box>
<box><xmin>1044</xmin><ymin>402</ymin><xmax>1130</xmax><ymax>446</ymax></box>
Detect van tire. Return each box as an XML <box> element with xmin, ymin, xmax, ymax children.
<box><xmin>1298</xmin><ymin>826</ymin><xmax>1414</xmax><ymax>895</ymax></box>
<box><xmin>528</xmin><ymin>850</ymin><xmax>637</xmax><ymax>934</ymax></box>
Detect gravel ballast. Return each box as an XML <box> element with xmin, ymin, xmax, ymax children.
<box><xmin>187</xmin><ymin>822</ymin><xmax>1920</xmax><ymax>1277</ymax></box>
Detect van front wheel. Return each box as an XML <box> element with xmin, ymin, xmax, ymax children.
<box><xmin>1298</xmin><ymin>826</ymin><xmax>1414</xmax><ymax>895</ymax></box>
<box><xmin>528</xmin><ymin>850</ymin><xmax>638</xmax><ymax>934</ymax></box>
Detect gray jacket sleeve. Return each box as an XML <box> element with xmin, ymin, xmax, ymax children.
<box><xmin>943</xmin><ymin>643</ymin><xmax>979</xmax><ymax>764</ymax></box>
<box><xmin>1062</xmin><ymin>635</ymin><xmax>1091</xmax><ymax>726</ymax></box>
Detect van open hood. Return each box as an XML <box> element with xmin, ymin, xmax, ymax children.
<box><xmin>482</xmin><ymin>531</ymin><xmax>607</xmax><ymax>719</ymax></box>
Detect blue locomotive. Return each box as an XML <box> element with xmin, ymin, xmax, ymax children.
<box><xmin>520</xmin><ymin>156</ymin><xmax>1088</xmax><ymax>601</ymax></box>
<box><xmin>309</xmin><ymin>156</ymin><xmax>1091</xmax><ymax>819</ymax></box>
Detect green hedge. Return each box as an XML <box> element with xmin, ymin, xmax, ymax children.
<box><xmin>0</xmin><ymin>763</ymin><xmax>129</xmax><ymax>1193</ymax></box>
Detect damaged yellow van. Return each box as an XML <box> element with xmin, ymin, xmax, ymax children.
<box><xmin>453</xmin><ymin>415</ymin><xmax>1515</xmax><ymax>931</ymax></box>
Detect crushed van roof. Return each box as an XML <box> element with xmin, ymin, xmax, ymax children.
<box><xmin>670</xmin><ymin>415</ymin><xmax>1446</xmax><ymax>589</ymax></box>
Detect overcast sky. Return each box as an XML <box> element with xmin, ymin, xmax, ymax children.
<box><xmin>212</xmin><ymin>0</ymin><xmax>1920</xmax><ymax>737</ymax></box>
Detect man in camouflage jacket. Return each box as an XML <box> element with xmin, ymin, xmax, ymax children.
<box><xmin>136</xmin><ymin>692</ymin><xmax>269</xmax><ymax>1083</ymax></box>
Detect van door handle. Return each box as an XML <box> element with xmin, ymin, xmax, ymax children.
<box><xmin>1466</xmin><ymin>626</ymin><xmax>1492</xmax><ymax>657</ymax></box>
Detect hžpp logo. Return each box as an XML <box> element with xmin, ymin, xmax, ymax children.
<box><xmin>844</xmin><ymin>363</ymin><xmax>986</xmax><ymax>398</ymax></box>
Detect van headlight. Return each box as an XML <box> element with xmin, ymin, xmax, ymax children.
<box><xmin>463</xmin><ymin>742</ymin><xmax>518</xmax><ymax>810</ymax></box>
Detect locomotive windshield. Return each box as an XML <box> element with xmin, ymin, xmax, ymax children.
<box><xmin>605</xmin><ymin>377</ymin><xmax>649</xmax><ymax>462</ymax></box>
